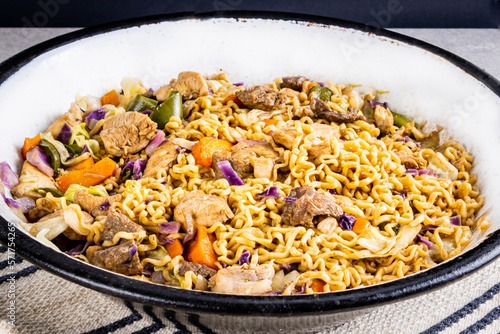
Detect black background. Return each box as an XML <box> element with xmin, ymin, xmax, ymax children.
<box><xmin>1</xmin><ymin>0</ymin><xmax>499</xmax><ymax>28</ymax></box>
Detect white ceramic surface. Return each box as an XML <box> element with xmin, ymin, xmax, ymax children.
<box><xmin>0</xmin><ymin>17</ymin><xmax>499</xmax><ymax>278</ymax></box>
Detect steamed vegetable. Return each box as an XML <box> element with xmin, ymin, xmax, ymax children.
<box><xmin>310</xmin><ymin>279</ymin><xmax>326</xmax><ymax>293</ymax></box>
<box><xmin>56</xmin><ymin>123</ymin><xmax>72</xmax><ymax>145</ymax></box>
<box><xmin>67</xmin><ymin>157</ymin><xmax>94</xmax><ymax>171</ymax></box>
<box><xmin>165</xmin><ymin>239</ymin><xmax>184</xmax><ymax>258</ymax></box>
<box><xmin>255</xmin><ymin>186</ymin><xmax>280</xmax><ymax>199</ymax></box>
<box><xmin>39</xmin><ymin>139</ymin><xmax>61</xmax><ymax>171</ymax></box>
<box><xmin>26</xmin><ymin>146</ymin><xmax>54</xmax><ymax>177</ymax></box>
<box><xmin>352</xmin><ymin>217</ymin><xmax>370</xmax><ymax>234</ymax></box>
<box><xmin>217</xmin><ymin>160</ymin><xmax>244</xmax><ymax>186</ymax></box>
<box><xmin>56</xmin><ymin>157</ymin><xmax>117</xmax><ymax>192</ymax></box>
<box><xmin>0</xmin><ymin>162</ymin><xmax>19</xmax><ymax>189</ymax></box>
<box><xmin>21</xmin><ymin>134</ymin><xmax>41</xmax><ymax>159</ymax></box>
<box><xmin>238</xmin><ymin>251</ymin><xmax>251</xmax><ymax>265</ymax></box>
<box><xmin>145</xmin><ymin>131</ymin><xmax>166</xmax><ymax>156</ymax></box>
<box><xmin>101</xmin><ymin>90</ymin><xmax>120</xmax><ymax>107</ymax></box>
<box><xmin>308</xmin><ymin>86</ymin><xmax>333</xmax><ymax>102</ymax></box>
<box><xmin>339</xmin><ymin>213</ymin><xmax>356</xmax><ymax>231</ymax></box>
<box><xmin>126</xmin><ymin>94</ymin><xmax>158</xmax><ymax>112</ymax></box>
<box><xmin>185</xmin><ymin>226</ymin><xmax>217</xmax><ymax>270</ymax></box>
<box><xmin>391</xmin><ymin>110</ymin><xmax>413</xmax><ymax>127</ymax></box>
<box><xmin>150</xmin><ymin>91</ymin><xmax>182</xmax><ymax>129</ymax></box>
<box><xmin>192</xmin><ymin>137</ymin><xmax>233</xmax><ymax>167</ymax></box>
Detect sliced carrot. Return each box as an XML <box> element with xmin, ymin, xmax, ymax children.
<box><xmin>101</xmin><ymin>89</ymin><xmax>120</xmax><ymax>106</ymax></box>
<box><xmin>263</xmin><ymin>119</ymin><xmax>278</xmax><ymax>126</ymax></box>
<box><xmin>305</xmin><ymin>82</ymin><xmax>319</xmax><ymax>93</ymax></box>
<box><xmin>223</xmin><ymin>94</ymin><xmax>245</xmax><ymax>108</ymax></box>
<box><xmin>56</xmin><ymin>157</ymin><xmax>117</xmax><ymax>192</ymax></box>
<box><xmin>184</xmin><ymin>226</ymin><xmax>218</xmax><ymax>270</ymax></box>
<box><xmin>352</xmin><ymin>217</ymin><xmax>370</xmax><ymax>234</ymax></box>
<box><xmin>165</xmin><ymin>239</ymin><xmax>184</xmax><ymax>258</ymax></box>
<box><xmin>22</xmin><ymin>134</ymin><xmax>41</xmax><ymax>159</ymax></box>
<box><xmin>67</xmin><ymin>157</ymin><xmax>95</xmax><ymax>171</ymax></box>
<box><xmin>310</xmin><ymin>279</ymin><xmax>326</xmax><ymax>293</ymax></box>
<box><xmin>191</xmin><ymin>137</ymin><xmax>233</xmax><ymax>167</ymax></box>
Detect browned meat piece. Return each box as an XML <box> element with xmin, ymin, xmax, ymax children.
<box><xmin>282</xmin><ymin>186</ymin><xmax>343</xmax><ymax>227</ymax></box>
<box><xmin>102</xmin><ymin>211</ymin><xmax>144</xmax><ymax>242</ymax></box>
<box><xmin>310</xmin><ymin>98</ymin><xmax>365</xmax><ymax>123</ymax></box>
<box><xmin>396</xmin><ymin>151</ymin><xmax>427</xmax><ymax>169</ymax></box>
<box><xmin>209</xmin><ymin>263</ymin><xmax>275</xmax><ymax>295</ymax></box>
<box><xmin>272</xmin><ymin>127</ymin><xmax>297</xmax><ymax>150</ymax></box>
<box><xmin>87</xmin><ymin>240</ymin><xmax>143</xmax><ymax>275</ymax></box>
<box><xmin>173</xmin><ymin>191</ymin><xmax>234</xmax><ymax>234</ymax></box>
<box><xmin>374</xmin><ymin>105</ymin><xmax>394</xmax><ymax>135</ymax></box>
<box><xmin>12</xmin><ymin>161</ymin><xmax>58</xmax><ymax>199</ymax></box>
<box><xmin>235</xmin><ymin>86</ymin><xmax>279</xmax><ymax>111</ymax></box>
<box><xmin>143</xmin><ymin>139</ymin><xmax>179</xmax><ymax>178</ymax></box>
<box><xmin>178</xmin><ymin>261</ymin><xmax>217</xmax><ymax>279</ymax></box>
<box><xmin>250</xmin><ymin>143</ymin><xmax>280</xmax><ymax>161</ymax></box>
<box><xmin>28</xmin><ymin>197</ymin><xmax>60</xmax><ymax>221</ymax></box>
<box><xmin>100</xmin><ymin>112</ymin><xmax>157</xmax><ymax>156</ymax></box>
<box><xmin>172</xmin><ymin>71</ymin><xmax>209</xmax><ymax>100</ymax></box>
<box><xmin>73</xmin><ymin>188</ymin><xmax>122</xmax><ymax>217</ymax></box>
<box><xmin>212</xmin><ymin>151</ymin><xmax>232</xmax><ymax>179</ymax></box>
<box><xmin>44</xmin><ymin>103</ymin><xmax>83</xmax><ymax>138</ymax></box>
<box><xmin>277</xmin><ymin>88</ymin><xmax>299</xmax><ymax>104</ymax></box>
<box><xmin>281</xmin><ymin>76</ymin><xmax>308</xmax><ymax>91</ymax></box>
<box><xmin>253</xmin><ymin>157</ymin><xmax>274</xmax><ymax>179</ymax></box>
<box><xmin>230</xmin><ymin>142</ymin><xmax>257</xmax><ymax>176</ymax></box>
<box><xmin>151</xmin><ymin>271</ymin><xmax>167</xmax><ymax>284</ymax></box>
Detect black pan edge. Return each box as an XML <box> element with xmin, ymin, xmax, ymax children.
<box><xmin>0</xmin><ymin>11</ymin><xmax>499</xmax><ymax>316</ymax></box>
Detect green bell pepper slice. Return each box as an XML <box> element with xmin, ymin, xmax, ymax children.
<box><xmin>39</xmin><ymin>139</ymin><xmax>61</xmax><ymax>171</ymax></box>
<box><xmin>35</xmin><ymin>187</ymin><xmax>64</xmax><ymax>197</ymax></box>
<box><xmin>150</xmin><ymin>91</ymin><xmax>182</xmax><ymax>129</ymax></box>
<box><xmin>308</xmin><ymin>86</ymin><xmax>333</xmax><ymax>103</ymax></box>
<box><xmin>126</xmin><ymin>95</ymin><xmax>158</xmax><ymax>112</ymax></box>
<box><xmin>390</xmin><ymin>111</ymin><xmax>413</xmax><ymax>127</ymax></box>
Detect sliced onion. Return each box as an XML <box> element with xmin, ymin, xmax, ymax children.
<box><xmin>56</xmin><ymin>123</ymin><xmax>72</xmax><ymax>145</ymax></box>
<box><xmin>0</xmin><ymin>161</ymin><xmax>19</xmax><ymax>189</ymax></box>
<box><xmin>217</xmin><ymin>160</ymin><xmax>244</xmax><ymax>186</ymax></box>
<box><xmin>238</xmin><ymin>251</ymin><xmax>251</xmax><ymax>265</ymax></box>
<box><xmin>158</xmin><ymin>234</ymin><xmax>175</xmax><ymax>244</ymax></box>
<box><xmin>329</xmin><ymin>189</ymin><xmax>337</xmax><ymax>195</ymax></box>
<box><xmin>417</xmin><ymin>235</ymin><xmax>434</xmax><ymax>249</ymax></box>
<box><xmin>16</xmin><ymin>197</ymin><xmax>35</xmax><ymax>213</ymax></box>
<box><xmin>256</xmin><ymin>186</ymin><xmax>279</xmax><ymax>199</ymax></box>
<box><xmin>145</xmin><ymin>131</ymin><xmax>166</xmax><ymax>156</ymax></box>
<box><xmin>450</xmin><ymin>215</ymin><xmax>462</xmax><ymax>226</ymax></box>
<box><xmin>26</xmin><ymin>146</ymin><xmax>54</xmax><ymax>177</ymax></box>
<box><xmin>419</xmin><ymin>169</ymin><xmax>437</xmax><ymax>177</ymax></box>
<box><xmin>172</xmin><ymin>138</ymin><xmax>197</xmax><ymax>150</ymax></box>
<box><xmin>2</xmin><ymin>193</ymin><xmax>20</xmax><ymax>209</ymax></box>
<box><xmin>158</xmin><ymin>221</ymin><xmax>181</xmax><ymax>235</ymax></box>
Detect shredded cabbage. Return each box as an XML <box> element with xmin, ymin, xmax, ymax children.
<box><xmin>41</xmin><ymin>132</ymin><xmax>92</xmax><ymax>166</ymax></box>
<box><xmin>64</xmin><ymin>184</ymin><xmax>108</xmax><ymax>203</ymax></box>
<box><xmin>36</xmin><ymin>228</ymin><xmax>61</xmax><ymax>251</ymax></box>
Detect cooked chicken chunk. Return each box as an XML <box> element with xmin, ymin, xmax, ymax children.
<box><xmin>100</xmin><ymin>111</ymin><xmax>157</xmax><ymax>156</ymax></box>
<box><xmin>143</xmin><ymin>139</ymin><xmax>178</xmax><ymax>178</ymax></box>
<box><xmin>253</xmin><ymin>157</ymin><xmax>274</xmax><ymax>179</ymax></box>
<box><xmin>310</xmin><ymin>98</ymin><xmax>365</xmax><ymax>123</ymax></box>
<box><xmin>12</xmin><ymin>161</ymin><xmax>58</xmax><ymax>199</ymax></box>
<box><xmin>154</xmin><ymin>85</ymin><xmax>170</xmax><ymax>102</ymax></box>
<box><xmin>396</xmin><ymin>151</ymin><xmax>427</xmax><ymax>169</ymax></box>
<box><xmin>281</xmin><ymin>76</ymin><xmax>308</xmax><ymax>91</ymax></box>
<box><xmin>235</xmin><ymin>86</ymin><xmax>279</xmax><ymax>111</ymax></box>
<box><xmin>374</xmin><ymin>105</ymin><xmax>394</xmax><ymax>135</ymax></box>
<box><xmin>87</xmin><ymin>240</ymin><xmax>143</xmax><ymax>276</ymax></box>
<box><xmin>102</xmin><ymin>211</ymin><xmax>144</xmax><ymax>242</ymax></box>
<box><xmin>173</xmin><ymin>191</ymin><xmax>234</xmax><ymax>234</ymax></box>
<box><xmin>278</xmin><ymin>88</ymin><xmax>299</xmax><ymax>104</ymax></box>
<box><xmin>172</xmin><ymin>71</ymin><xmax>209</xmax><ymax>100</ymax></box>
<box><xmin>209</xmin><ymin>263</ymin><xmax>275</xmax><ymax>295</ymax></box>
<box><xmin>73</xmin><ymin>188</ymin><xmax>123</xmax><ymax>217</ymax></box>
<box><xmin>179</xmin><ymin>261</ymin><xmax>217</xmax><ymax>280</ymax></box>
<box><xmin>44</xmin><ymin>102</ymin><xmax>83</xmax><ymax>138</ymax></box>
<box><xmin>272</xmin><ymin>126</ymin><xmax>297</xmax><ymax>150</ymax></box>
<box><xmin>282</xmin><ymin>186</ymin><xmax>343</xmax><ymax>227</ymax></box>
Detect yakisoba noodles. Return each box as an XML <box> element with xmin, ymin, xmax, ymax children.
<box><xmin>6</xmin><ymin>71</ymin><xmax>486</xmax><ymax>295</ymax></box>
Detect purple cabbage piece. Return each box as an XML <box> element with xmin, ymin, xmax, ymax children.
<box><xmin>158</xmin><ymin>221</ymin><xmax>181</xmax><ymax>235</ymax></box>
<box><xmin>221</xmin><ymin>263</ymin><xmax>227</xmax><ymax>268</ymax></box>
<box><xmin>339</xmin><ymin>213</ymin><xmax>356</xmax><ymax>231</ymax></box>
<box><xmin>417</xmin><ymin>235</ymin><xmax>434</xmax><ymax>249</ymax></box>
<box><xmin>67</xmin><ymin>241</ymin><xmax>94</xmax><ymax>256</ymax></box>
<box><xmin>2</xmin><ymin>193</ymin><xmax>20</xmax><ymax>209</ymax></box>
<box><xmin>56</xmin><ymin>123</ymin><xmax>72</xmax><ymax>144</ymax></box>
<box><xmin>318</xmin><ymin>82</ymin><xmax>325</xmax><ymax>87</ymax></box>
<box><xmin>26</xmin><ymin>146</ymin><xmax>53</xmax><ymax>177</ymax></box>
<box><xmin>84</xmin><ymin>108</ymin><xmax>106</xmax><ymax>126</ymax></box>
<box><xmin>122</xmin><ymin>245</ymin><xmax>138</xmax><ymax>266</ymax></box>
<box><xmin>143</xmin><ymin>263</ymin><xmax>154</xmax><ymax>276</ymax></box>
<box><xmin>182</xmin><ymin>230</ymin><xmax>197</xmax><ymax>246</ymax></box>
<box><xmin>208</xmin><ymin>88</ymin><xmax>213</xmax><ymax>95</ymax></box>
<box><xmin>0</xmin><ymin>161</ymin><xmax>19</xmax><ymax>189</ymax></box>
<box><xmin>367</xmin><ymin>99</ymin><xmax>388</xmax><ymax>108</ymax></box>
<box><xmin>264</xmin><ymin>291</ymin><xmax>283</xmax><ymax>295</ymax></box>
<box><xmin>283</xmin><ymin>197</ymin><xmax>297</xmax><ymax>202</ymax></box>
<box><xmin>145</xmin><ymin>198</ymin><xmax>152</xmax><ymax>204</ymax></box>
<box><xmin>405</xmin><ymin>169</ymin><xmax>419</xmax><ymax>177</ymax></box>
<box><xmin>148</xmin><ymin>88</ymin><xmax>154</xmax><ymax>93</ymax></box>
<box><xmin>393</xmin><ymin>191</ymin><xmax>407</xmax><ymax>200</ymax></box>
<box><xmin>282</xmin><ymin>263</ymin><xmax>298</xmax><ymax>273</ymax></box>
<box><xmin>233</xmin><ymin>82</ymin><xmax>244</xmax><ymax>86</ymax></box>
<box><xmin>329</xmin><ymin>189</ymin><xmax>337</xmax><ymax>195</ymax></box>
<box><xmin>98</xmin><ymin>200</ymin><xmax>110</xmax><ymax>211</ymax></box>
<box><xmin>450</xmin><ymin>215</ymin><xmax>462</xmax><ymax>226</ymax></box>
<box><xmin>82</xmin><ymin>145</ymin><xmax>89</xmax><ymax>154</ymax></box>
<box><xmin>396</xmin><ymin>136</ymin><xmax>411</xmax><ymax>143</ymax></box>
<box><xmin>122</xmin><ymin>159</ymin><xmax>147</xmax><ymax>180</ymax></box>
<box><xmin>217</xmin><ymin>160</ymin><xmax>244</xmax><ymax>186</ymax></box>
<box><xmin>423</xmin><ymin>225</ymin><xmax>438</xmax><ymax>233</ymax></box>
<box><xmin>256</xmin><ymin>186</ymin><xmax>280</xmax><ymax>199</ymax></box>
<box><xmin>419</xmin><ymin>169</ymin><xmax>437</xmax><ymax>177</ymax></box>
<box><xmin>145</xmin><ymin>131</ymin><xmax>166</xmax><ymax>156</ymax></box>
<box><xmin>141</xmin><ymin>110</ymin><xmax>154</xmax><ymax>116</ymax></box>
<box><xmin>238</xmin><ymin>251</ymin><xmax>251</xmax><ymax>265</ymax></box>
<box><xmin>158</xmin><ymin>234</ymin><xmax>175</xmax><ymax>244</ymax></box>
<box><xmin>16</xmin><ymin>197</ymin><xmax>36</xmax><ymax>213</ymax></box>
<box><xmin>161</xmin><ymin>181</ymin><xmax>168</xmax><ymax>185</ymax></box>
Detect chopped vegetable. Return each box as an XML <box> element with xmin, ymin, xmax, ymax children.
<box><xmin>63</xmin><ymin>184</ymin><xmax>108</xmax><ymax>202</ymax></box>
<box><xmin>65</xmin><ymin>143</ymin><xmax>83</xmax><ymax>155</ymax></box>
<box><xmin>16</xmin><ymin>197</ymin><xmax>36</xmax><ymax>213</ymax></box>
<box><xmin>84</xmin><ymin>108</ymin><xmax>107</xmax><ymax>128</ymax></box>
<box><xmin>256</xmin><ymin>186</ymin><xmax>280</xmax><ymax>199</ymax></box>
<box><xmin>0</xmin><ymin>162</ymin><xmax>19</xmax><ymax>189</ymax></box>
<box><xmin>67</xmin><ymin>241</ymin><xmax>94</xmax><ymax>256</ymax></box>
<box><xmin>404</xmin><ymin>169</ymin><xmax>419</xmax><ymax>177</ymax></box>
<box><xmin>39</xmin><ymin>139</ymin><xmax>61</xmax><ymax>171</ymax></box>
<box><xmin>416</xmin><ymin>235</ymin><xmax>433</xmax><ymax>249</ymax></box>
<box><xmin>368</xmin><ymin>99</ymin><xmax>388</xmax><ymax>108</ymax></box>
<box><xmin>126</xmin><ymin>94</ymin><xmax>158</xmax><ymax>112</ymax></box>
<box><xmin>238</xmin><ymin>251</ymin><xmax>251</xmax><ymax>265</ymax></box>
<box><xmin>223</xmin><ymin>94</ymin><xmax>245</xmax><ymax>108</ymax></box>
<box><xmin>22</xmin><ymin>134</ymin><xmax>41</xmax><ymax>159</ymax></box>
<box><xmin>2</xmin><ymin>193</ymin><xmax>20</xmax><ymax>209</ymax></box>
<box><xmin>55</xmin><ymin>157</ymin><xmax>117</xmax><ymax>192</ymax></box>
<box><xmin>339</xmin><ymin>213</ymin><xmax>356</xmax><ymax>231</ymax></box>
<box><xmin>101</xmin><ymin>89</ymin><xmax>120</xmax><ymax>106</ymax></box>
<box><xmin>352</xmin><ymin>217</ymin><xmax>370</xmax><ymax>234</ymax></box>
<box><xmin>329</xmin><ymin>189</ymin><xmax>337</xmax><ymax>195</ymax></box>
<box><xmin>216</xmin><ymin>160</ymin><xmax>244</xmax><ymax>186</ymax></box>
<box><xmin>122</xmin><ymin>245</ymin><xmax>138</xmax><ymax>266</ymax></box>
<box><xmin>185</xmin><ymin>226</ymin><xmax>218</xmax><ymax>270</ymax></box>
<box><xmin>263</xmin><ymin>119</ymin><xmax>278</xmax><ymax>126</ymax></box>
<box><xmin>150</xmin><ymin>91</ymin><xmax>182</xmax><ymax>129</ymax></box>
<box><xmin>121</xmin><ymin>159</ymin><xmax>147</xmax><ymax>180</ymax></box>
<box><xmin>418</xmin><ymin>169</ymin><xmax>437</xmax><ymax>177</ymax></box>
<box><xmin>283</xmin><ymin>197</ymin><xmax>297</xmax><ymax>202</ymax></box>
<box><xmin>192</xmin><ymin>137</ymin><xmax>233</xmax><ymax>167</ymax></box>
<box><xmin>67</xmin><ymin>157</ymin><xmax>94</xmax><ymax>171</ymax></box>
<box><xmin>390</xmin><ymin>110</ymin><xmax>413</xmax><ymax>127</ymax></box>
<box><xmin>35</xmin><ymin>187</ymin><xmax>63</xmax><ymax>197</ymax></box>
<box><xmin>56</xmin><ymin>123</ymin><xmax>72</xmax><ymax>145</ymax></box>
<box><xmin>145</xmin><ymin>131</ymin><xmax>166</xmax><ymax>156</ymax></box>
<box><xmin>26</xmin><ymin>146</ymin><xmax>54</xmax><ymax>177</ymax></box>
<box><xmin>308</xmin><ymin>86</ymin><xmax>333</xmax><ymax>102</ymax></box>
<box><xmin>427</xmin><ymin>153</ymin><xmax>458</xmax><ymax>180</ymax></box>
<box><xmin>310</xmin><ymin>279</ymin><xmax>326</xmax><ymax>293</ymax></box>
<box><xmin>98</xmin><ymin>200</ymin><xmax>110</xmax><ymax>210</ymax></box>
<box><xmin>450</xmin><ymin>215</ymin><xmax>461</xmax><ymax>226</ymax></box>
<box><xmin>165</xmin><ymin>239</ymin><xmax>184</xmax><ymax>258</ymax></box>
<box><xmin>158</xmin><ymin>221</ymin><xmax>181</xmax><ymax>235</ymax></box>
<box><xmin>420</xmin><ymin>131</ymin><xmax>440</xmax><ymax>149</ymax></box>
